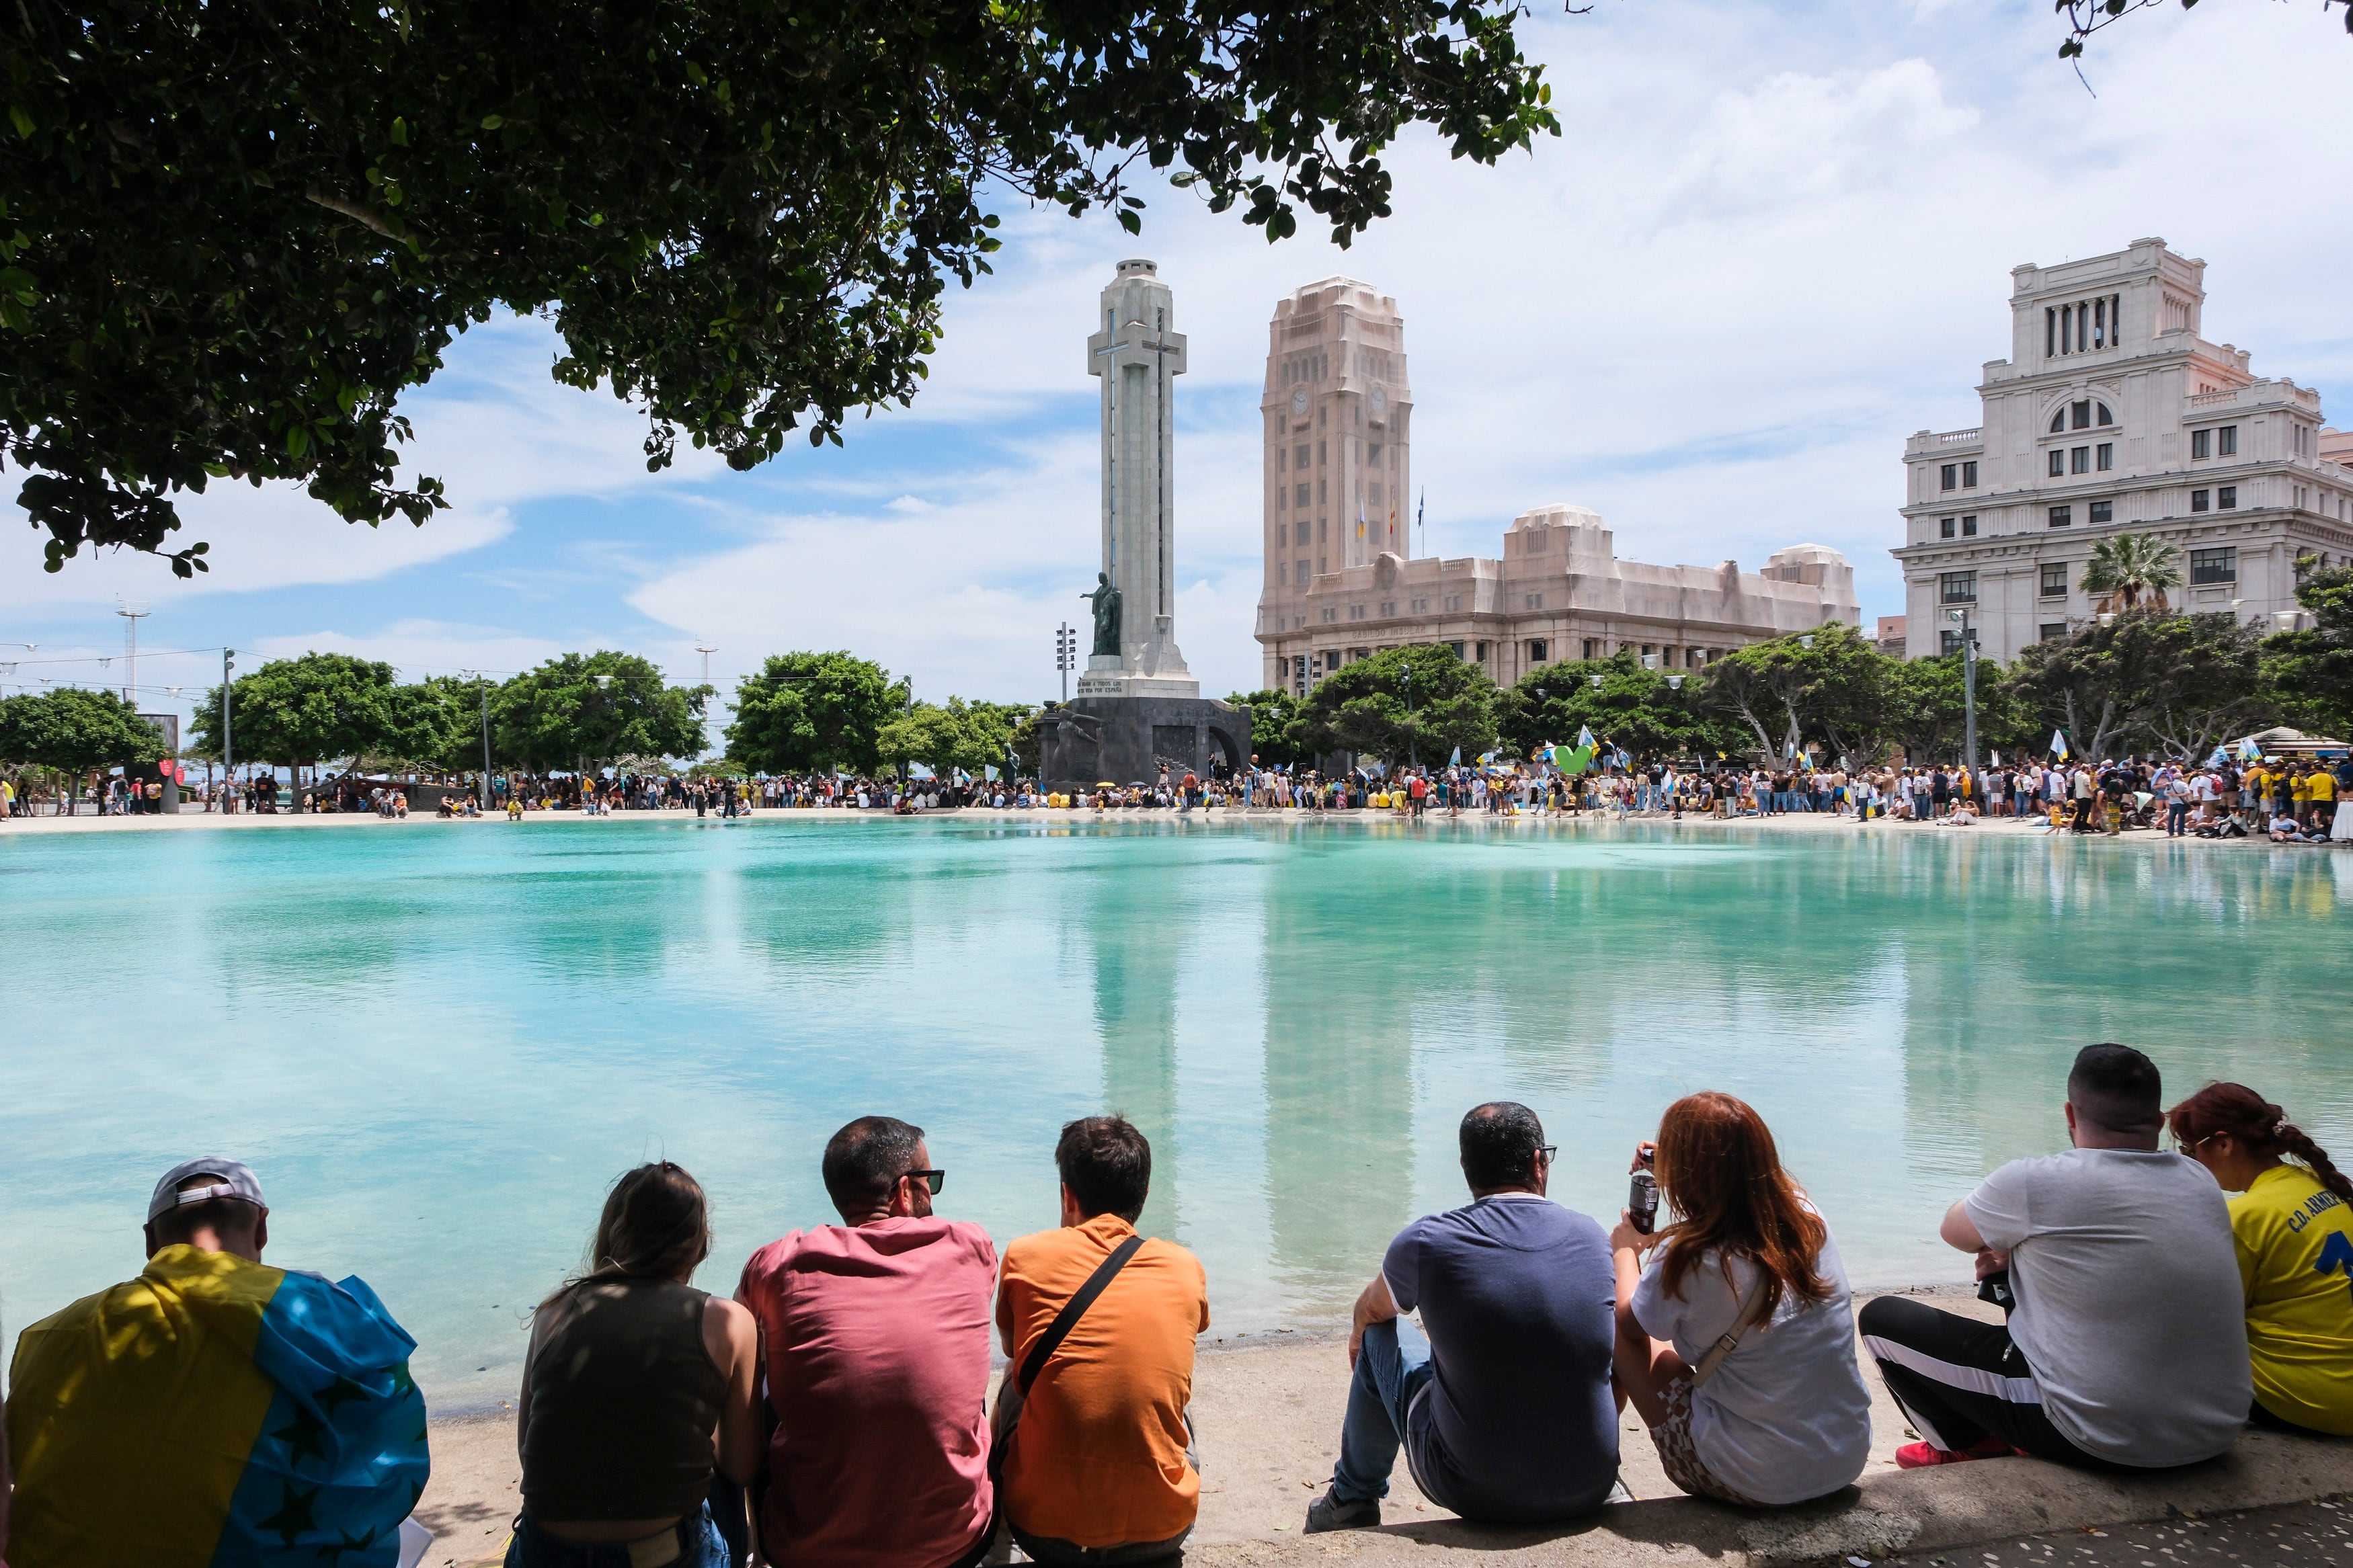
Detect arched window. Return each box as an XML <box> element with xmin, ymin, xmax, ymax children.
<box><xmin>2049</xmin><ymin>409</ymin><xmax>2066</xmax><ymax>434</ymax></box>
<box><xmin>2096</xmin><ymin>403</ymin><xmax>2113</xmax><ymax>426</ymax></box>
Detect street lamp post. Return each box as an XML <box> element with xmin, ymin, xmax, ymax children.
<box><xmin>1402</xmin><ymin>665</ymin><xmax>1415</xmax><ymax>771</ymax></box>
<box><xmin>221</xmin><ymin>649</ymin><xmax>235</xmax><ymax>777</ymax></box>
<box><xmin>474</xmin><ymin>674</ymin><xmax>493</xmax><ymax>809</ymax></box>
<box><xmin>1946</xmin><ymin>606</ymin><xmax>1979</xmax><ymax>773</ymax></box>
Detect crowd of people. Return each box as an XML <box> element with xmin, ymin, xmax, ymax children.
<box><xmin>6</xmin><ymin>1044</ymin><xmax>2351</xmax><ymax>1568</ymax></box>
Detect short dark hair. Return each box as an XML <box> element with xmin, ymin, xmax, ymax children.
<box><xmin>149</xmin><ymin>1186</ymin><xmax>262</xmax><ymax>1249</ymax></box>
<box><xmin>823</xmin><ymin>1116</ymin><xmax>925</xmax><ymax>1217</ymax></box>
<box><xmin>1056</xmin><ymin>1115</ymin><xmax>1152</xmax><ymax>1223</ymax></box>
<box><xmin>2068</xmin><ymin>1043</ymin><xmax>2163</xmax><ymax>1136</ymax></box>
<box><xmin>1460</xmin><ymin>1102</ymin><xmax>1546</xmax><ymax>1190</ymax></box>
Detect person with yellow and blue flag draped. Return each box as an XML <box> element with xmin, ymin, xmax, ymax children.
<box><xmin>3</xmin><ymin>1157</ymin><xmax>431</xmax><ymax>1568</ymax></box>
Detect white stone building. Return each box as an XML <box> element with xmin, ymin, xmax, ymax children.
<box><xmin>1252</xmin><ymin>278</ymin><xmax>1861</xmax><ymax>696</ymax></box>
<box><xmin>1895</xmin><ymin>238</ymin><xmax>2353</xmax><ymax>662</ymax></box>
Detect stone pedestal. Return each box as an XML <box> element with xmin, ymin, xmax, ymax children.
<box><xmin>1039</xmin><ymin>696</ymin><xmax>1254</xmax><ymax>793</ymax></box>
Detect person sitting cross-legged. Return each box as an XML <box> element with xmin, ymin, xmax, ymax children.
<box><xmin>1610</xmin><ymin>1094</ymin><xmax>1873</xmax><ymax>1507</ymax></box>
<box><xmin>1858</xmin><ymin>1044</ymin><xmax>2250</xmax><ymax>1472</ymax></box>
<box><xmin>1304</xmin><ymin>1102</ymin><xmax>1619</xmax><ymax>1534</ymax></box>
<box><xmin>736</xmin><ymin>1116</ymin><xmax>998</xmax><ymax>1568</ymax></box>
<box><xmin>4</xmin><ymin>1158</ymin><xmax>430</xmax><ymax>1568</ymax></box>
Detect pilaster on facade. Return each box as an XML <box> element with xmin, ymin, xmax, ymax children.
<box><xmin>1895</xmin><ymin>238</ymin><xmax>2353</xmax><ymax>661</ymax></box>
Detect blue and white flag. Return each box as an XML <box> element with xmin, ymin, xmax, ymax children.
<box><xmin>1576</xmin><ymin>725</ymin><xmax>1596</xmax><ymax>750</ymax></box>
<box><xmin>909</xmin><ymin>762</ymin><xmax>936</xmax><ymax>780</ymax></box>
<box><xmin>1447</xmin><ymin>747</ymin><xmax>1462</xmax><ymax>766</ymax></box>
<box><xmin>2237</xmin><ymin>737</ymin><xmax>2264</xmax><ymax>761</ymax></box>
<box><xmin>2050</xmin><ymin>729</ymin><xmax>2069</xmax><ymax>760</ymax></box>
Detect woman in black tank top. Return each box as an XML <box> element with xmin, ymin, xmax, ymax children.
<box><xmin>511</xmin><ymin>1163</ymin><xmax>761</xmax><ymax>1568</ymax></box>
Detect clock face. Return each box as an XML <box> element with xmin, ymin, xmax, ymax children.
<box><xmin>1371</xmin><ymin>387</ymin><xmax>1388</xmax><ymax>419</ymax></box>
<box><xmin>1290</xmin><ymin>387</ymin><xmax>1309</xmax><ymax>416</ymax></box>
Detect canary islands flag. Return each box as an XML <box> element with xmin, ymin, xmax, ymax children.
<box><xmin>5</xmin><ymin>1245</ymin><xmax>429</xmax><ymax>1567</ymax></box>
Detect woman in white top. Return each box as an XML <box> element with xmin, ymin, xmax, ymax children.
<box><xmin>1611</xmin><ymin>1092</ymin><xmax>1874</xmax><ymax>1507</ymax></box>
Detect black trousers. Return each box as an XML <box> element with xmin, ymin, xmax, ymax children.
<box><xmin>1855</xmin><ymin>1296</ymin><xmax>2124</xmax><ymax>1470</ymax></box>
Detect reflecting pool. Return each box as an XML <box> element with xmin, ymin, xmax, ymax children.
<box><xmin>2</xmin><ymin>816</ymin><xmax>2346</xmax><ymax>1409</ymax></box>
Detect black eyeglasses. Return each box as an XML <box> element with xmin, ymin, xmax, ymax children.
<box><xmin>904</xmin><ymin>1169</ymin><xmax>946</xmax><ymax>1195</ymax></box>
<box><xmin>1538</xmin><ymin>1146</ymin><xmax>1558</xmax><ymax>1164</ymax></box>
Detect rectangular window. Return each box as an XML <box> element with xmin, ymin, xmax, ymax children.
<box><xmin>1298</xmin><ymin>559</ymin><xmax>1309</xmax><ymax>583</ymax></box>
<box><xmin>1277</xmin><ymin>523</ymin><xmax>1287</xmax><ymax>546</ymax></box>
<box><xmin>2190</xmin><ymin>546</ymin><xmax>2237</xmax><ymax>584</ymax></box>
<box><xmin>2040</xmin><ymin>623</ymin><xmax>2069</xmax><ymax>643</ymax></box>
<box><xmin>2096</xmin><ymin>443</ymin><xmax>2113</xmax><ymax>472</ymax></box>
<box><xmin>1941</xmin><ymin>464</ymin><xmax>1958</xmax><ymax>491</ymax></box>
<box><xmin>2219</xmin><ymin>425</ymin><xmax>2237</xmax><ymax>456</ymax></box>
<box><xmin>1316</xmin><ymin>479</ymin><xmax>1326</xmax><ymax>503</ymax></box>
<box><xmin>1295</xmin><ymin>483</ymin><xmax>1310</xmax><ymax>507</ymax></box>
<box><xmin>1940</xmin><ymin>630</ymin><xmax>1964</xmax><ymax>655</ymax></box>
<box><xmin>2089</xmin><ymin>500</ymin><xmax>2112</xmax><ymax>524</ymax></box>
<box><xmin>1940</xmin><ymin>571</ymin><xmax>1977</xmax><ymax>604</ymax></box>
<box><xmin>1277</xmin><ymin>447</ymin><xmax>1287</xmax><ymax>472</ymax></box>
<box><xmin>2192</xmin><ymin>429</ymin><xmax>2211</xmax><ymax>460</ymax></box>
<box><xmin>2072</xmin><ymin>401</ymin><xmax>2091</xmax><ymax>430</ymax></box>
<box><xmin>1476</xmin><ymin>641</ymin><xmax>1489</xmax><ymax>661</ymax></box>
<box><xmin>2046</xmin><ymin>307</ymin><xmax>2057</xmax><ymax>358</ymax></box>
<box><xmin>2048</xmin><ymin>505</ymin><xmax>2072</xmax><ymax>528</ymax></box>
<box><xmin>2191</xmin><ymin>489</ymin><xmax>2210</xmax><ymax>513</ymax></box>
<box><xmin>1523</xmin><ymin>593</ymin><xmax>1544</xmax><ymax>610</ymax></box>
<box><xmin>1295</xmin><ymin>444</ymin><xmax>1309</xmax><ymax>470</ymax></box>
<box><xmin>2218</xmin><ymin>485</ymin><xmax>2237</xmax><ymax>509</ymax></box>
<box><xmin>1367</xmin><ymin>443</ymin><xmax>1383</xmax><ymax>468</ymax></box>
<box><xmin>1277</xmin><ymin>561</ymin><xmax>1288</xmax><ymax>584</ymax></box>
<box><xmin>1962</xmin><ymin>460</ymin><xmax>1979</xmax><ymax>487</ymax></box>
<box><xmin>1529</xmin><ymin>640</ymin><xmax>1548</xmax><ymax>663</ymax></box>
<box><xmin>1583</xmin><ymin>638</ymin><xmax>1599</xmax><ymax>659</ymax></box>
<box><xmin>1449</xmin><ymin>641</ymin><xmax>1465</xmax><ymax>659</ymax></box>
<box><xmin>2040</xmin><ymin>563</ymin><xmax>2069</xmax><ymax>597</ymax></box>
<box><xmin>2071</xmin><ymin>446</ymin><xmax>2090</xmax><ymax>474</ymax></box>
<box><xmin>1940</xmin><ymin>517</ymin><xmax>1956</xmax><ymax>539</ymax></box>
<box><xmin>1275</xmin><ymin>487</ymin><xmax>1286</xmax><ymax>511</ymax></box>
<box><xmin>2048</xmin><ymin>450</ymin><xmax>2065</xmax><ymax>478</ymax></box>
<box><xmin>1962</xmin><ymin>515</ymin><xmax>1978</xmax><ymax>537</ymax></box>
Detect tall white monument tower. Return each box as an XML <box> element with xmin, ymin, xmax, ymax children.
<box><xmin>1078</xmin><ymin>258</ymin><xmax>1197</xmax><ymax>698</ymax></box>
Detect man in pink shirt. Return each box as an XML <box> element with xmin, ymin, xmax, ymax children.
<box><xmin>737</xmin><ymin>1116</ymin><xmax>998</xmax><ymax>1568</ymax></box>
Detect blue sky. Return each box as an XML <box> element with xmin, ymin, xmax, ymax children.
<box><xmin>5</xmin><ymin>0</ymin><xmax>2349</xmax><ymax>735</ymax></box>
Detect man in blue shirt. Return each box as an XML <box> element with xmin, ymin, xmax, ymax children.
<box><xmin>1304</xmin><ymin>1102</ymin><xmax>1620</xmax><ymax>1532</ymax></box>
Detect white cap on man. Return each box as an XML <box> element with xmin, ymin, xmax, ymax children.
<box><xmin>147</xmin><ymin>1157</ymin><xmax>267</xmax><ymax>1222</ymax></box>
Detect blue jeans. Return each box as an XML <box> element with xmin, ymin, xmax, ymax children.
<box><xmin>1331</xmin><ymin>1317</ymin><xmax>1439</xmax><ymax>1505</ymax></box>
<box><xmin>505</xmin><ymin>1508</ymin><xmax>731</xmax><ymax>1568</ymax></box>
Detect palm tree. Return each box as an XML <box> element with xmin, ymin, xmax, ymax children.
<box><xmin>2081</xmin><ymin>532</ymin><xmax>2184</xmax><ymax>613</ymax></box>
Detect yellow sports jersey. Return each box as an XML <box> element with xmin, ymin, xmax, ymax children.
<box><xmin>2230</xmin><ymin>1163</ymin><xmax>2353</xmax><ymax>1434</ymax></box>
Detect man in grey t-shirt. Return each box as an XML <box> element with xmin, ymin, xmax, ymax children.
<box><xmin>1859</xmin><ymin>1044</ymin><xmax>2249</xmax><ymax>1470</ymax></box>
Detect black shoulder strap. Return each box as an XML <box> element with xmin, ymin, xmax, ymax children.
<box><xmin>1019</xmin><ymin>1234</ymin><xmax>1146</xmax><ymax>1394</ymax></box>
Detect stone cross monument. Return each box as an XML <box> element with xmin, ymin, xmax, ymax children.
<box><xmin>1078</xmin><ymin>259</ymin><xmax>1198</xmax><ymax>698</ymax></box>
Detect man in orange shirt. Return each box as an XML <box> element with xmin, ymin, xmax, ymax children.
<box><xmin>992</xmin><ymin>1116</ymin><xmax>1208</xmax><ymax>1565</ymax></box>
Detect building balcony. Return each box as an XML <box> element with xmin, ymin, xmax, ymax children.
<box><xmin>1905</xmin><ymin>427</ymin><xmax>1985</xmax><ymax>456</ymax></box>
<box><xmin>2184</xmin><ymin>378</ymin><xmax>2321</xmax><ymax>416</ymax></box>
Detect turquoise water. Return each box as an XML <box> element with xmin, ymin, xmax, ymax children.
<box><xmin>1</xmin><ymin>816</ymin><xmax>2346</xmax><ymax>1412</ymax></box>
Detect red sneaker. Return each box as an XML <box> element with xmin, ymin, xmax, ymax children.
<box><xmin>1895</xmin><ymin>1437</ymin><xmax>2015</xmax><ymax>1469</ymax></box>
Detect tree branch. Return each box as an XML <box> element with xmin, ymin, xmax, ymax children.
<box><xmin>305</xmin><ymin>187</ymin><xmax>400</xmax><ymax>240</ymax></box>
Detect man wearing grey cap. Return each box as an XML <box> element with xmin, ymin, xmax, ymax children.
<box><xmin>5</xmin><ymin>1158</ymin><xmax>432</xmax><ymax>1567</ymax></box>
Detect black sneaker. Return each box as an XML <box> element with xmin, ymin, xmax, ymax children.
<box><xmin>1304</xmin><ymin>1487</ymin><xmax>1381</xmax><ymax>1533</ymax></box>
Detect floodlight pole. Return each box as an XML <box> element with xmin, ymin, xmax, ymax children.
<box><xmin>222</xmin><ymin>649</ymin><xmax>235</xmax><ymax>774</ymax></box>
<box><xmin>1948</xmin><ymin>606</ymin><xmax>1979</xmax><ymax>773</ymax></box>
<box><xmin>479</xmin><ymin>676</ymin><xmax>493</xmax><ymax>808</ymax></box>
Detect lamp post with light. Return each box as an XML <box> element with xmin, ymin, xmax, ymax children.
<box><xmin>1945</xmin><ymin>606</ymin><xmax>1979</xmax><ymax>773</ymax></box>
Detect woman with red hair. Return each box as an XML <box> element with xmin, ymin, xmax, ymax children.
<box><xmin>1610</xmin><ymin>1093</ymin><xmax>1872</xmax><ymax>1506</ymax></box>
<box><xmin>2166</xmin><ymin>1083</ymin><xmax>2353</xmax><ymax>1436</ymax></box>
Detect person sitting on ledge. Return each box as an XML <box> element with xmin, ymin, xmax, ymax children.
<box><xmin>1858</xmin><ymin>1044</ymin><xmax>2249</xmax><ymax>1471</ymax></box>
<box><xmin>1610</xmin><ymin>1094</ymin><xmax>1873</xmax><ymax>1508</ymax></box>
<box><xmin>1304</xmin><ymin>1102</ymin><xmax>1618</xmax><ymax>1534</ymax></box>
<box><xmin>4</xmin><ymin>1158</ymin><xmax>429</xmax><ymax>1568</ymax></box>
<box><xmin>513</xmin><ymin>1162</ymin><xmax>762</xmax><ymax>1568</ymax></box>
<box><xmin>992</xmin><ymin>1116</ymin><xmax>1208</xmax><ymax>1567</ymax></box>
<box><xmin>2167</xmin><ymin>1082</ymin><xmax>2353</xmax><ymax>1437</ymax></box>
<box><xmin>736</xmin><ymin>1117</ymin><xmax>998</xmax><ymax>1568</ymax></box>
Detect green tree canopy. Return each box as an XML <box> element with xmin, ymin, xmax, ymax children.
<box><xmin>1289</xmin><ymin>644</ymin><xmax>1496</xmax><ymax>767</ymax></box>
<box><xmin>0</xmin><ymin>687</ymin><xmax>165</xmax><ymax>793</ymax></box>
<box><xmin>1229</xmin><ymin>689</ymin><xmax>1302</xmax><ymax>766</ymax></box>
<box><xmin>1879</xmin><ymin>652</ymin><xmax>2032</xmax><ymax>767</ymax></box>
<box><xmin>1700</xmin><ymin>622</ymin><xmax>1886</xmax><ymax>763</ymax></box>
<box><xmin>877</xmin><ymin>697</ymin><xmax>1000</xmax><ymax>776</ymax></box>
<box><xmin>726</xmin><ymin>651</ymin><xmax>905</xmax><ymax>775</ymax></box>
<box><xmin>494</xmin><ymin>652</ymin><xmax>707</xmax><ymax>774</ymax></box>
<box><xmin>2264</xmin><ymin>562</ymin><xmax>2353</xmax><ymax>739</ymax></box>
<box><xmin>2009</xmin><ymin>608</ymin><xmax>2269</xmax><ymax>762</ymax></box>
<box><xmin>1497</xmin><ymin>651</ymin><xmax>1731</xmax><ymax>763</ymax></box>
<box><xmin>189</xmin><ymin>652</ymin><xmax>397</xmax><ymax>774</ymax></box>
<box><xmin>5</xmin><ymin>0</ymin><xmax>1557</xmax><ymax>577</ymax></box>
<box><xmin>383</xmin><ymin>674</ymin><xmax>487</xmax><ymax>773</ymax></box>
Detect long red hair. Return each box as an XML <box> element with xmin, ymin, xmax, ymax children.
<box><xmin>1654</xmin><ymin>1092</ymin><xmax>1831</xmax><ymax>1317</ymax></box>
<box><xmin>2167</xmin><ymin>1082</ymin><xmax>2353</xmax><ymax>1198</ymax></box>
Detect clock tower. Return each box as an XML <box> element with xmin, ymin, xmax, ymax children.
<box><xmin>1259</xmin><ymin>278</ymin><xmax>1414</xmax><ymax>641</ymax></box>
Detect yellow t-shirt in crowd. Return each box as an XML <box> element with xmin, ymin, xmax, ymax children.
<box><xmin>2312</xmin><ymin>772</ymin><xmax>2337</xmax><ymax>803</ymax></box>
<box><xmin>2230</xmin><ymin>1163</ymin><xmax>2353</xmax><ymax>1434</ymax></box>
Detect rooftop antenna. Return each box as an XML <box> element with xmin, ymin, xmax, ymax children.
<box><xmin>116</xmin><ymin>602</ymin><xmax>150</xmax><ymax>706</ymax></box>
